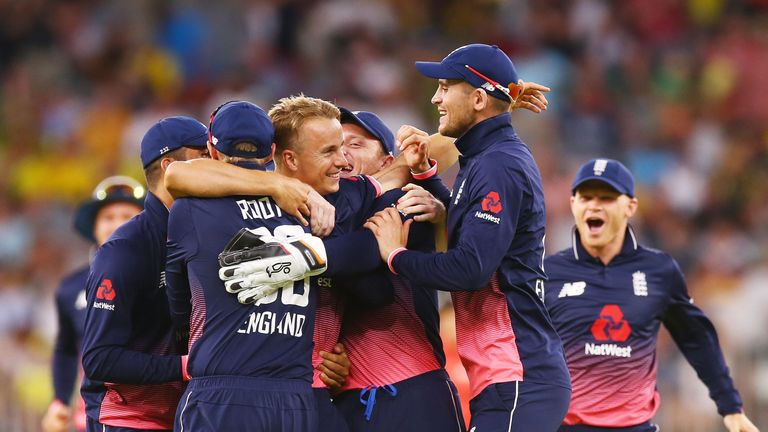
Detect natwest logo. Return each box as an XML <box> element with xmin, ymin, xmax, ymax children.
<box><xmin>96</xmin><ymin>279</ymin><xmax>116</xmax><ymax>301</ymax></box>
<box><xmin>481</xmin><ymin>191</ymin><xmax>503</xmax><ymax>214</ymax></box>
<box><xmin>591</xmin><ymin>304</ymin><xmax>631</xmax><ymax>342</ymax></box>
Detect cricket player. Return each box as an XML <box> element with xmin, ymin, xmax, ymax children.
<box><xmin>364</xmin><ymin>43</ymin><xmax>572</xmax><ymax>431</ymax></box>
<box><xmin>43</xmin><ymin>176</ymin><xmax>144</xmax><ymax>432</ymax></box>
<box><xmin>80</xmin><ymin>116</ymin><xmax>210</xmax><ymax>431</ymax></box>
<box><xmin>544</xmin><ymin>159</ymin><xmax>759</xmax><ymax>432</ymax></box>
<box><xmin>166</xmin><ymin>100</ymin><xmax>333</xmax><ymax>431</ymax></box>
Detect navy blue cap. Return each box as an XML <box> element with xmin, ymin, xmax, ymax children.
<box><xmin>572</xmin><ymin>159</ymin><xmax>635</xmax><ymax>197</ymax></box>
<box><xmin>415</xmin><ymin>44</ymin><xmax>520</xmax><ymax>102</ymax></box>
<box><xmin>140</xmin><ymin>116</ymin><xmax>208</xmax><ymax>168</ymax></box>
<box><xmin>209</xmin><ymin>101</ymin><xmax>274</xmax><ymax>159</ymax></box>
<box><xmin>339</xmin><ymin>107</ymin><xmax>394</xmax><ymax>155</ymax></box>
<box><xmin>74</xmin><ymin>176</ymin><xmax>145</xmax><ymax>242</ymax></box>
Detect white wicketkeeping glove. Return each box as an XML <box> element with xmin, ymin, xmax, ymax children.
<box><xmin>218</xmin><ymin>228</ymin><xmax>327</xmax><ymax>303</ymax></box>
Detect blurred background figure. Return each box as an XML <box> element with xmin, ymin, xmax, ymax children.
<box><xmin>41</xmin><ymin>177</ymin><xmax>144</xmax><ymax>432</ymax></box>
<box><xmin>1</xmin><ymin>0</ymin><xmax>767</xmax><ymax>430</ymax></box>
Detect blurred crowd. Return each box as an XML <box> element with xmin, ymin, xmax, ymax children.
<box><xmin>1</xmin><ymin>0</ymin><xmax>767</xmax><ymax>430</ymax></box>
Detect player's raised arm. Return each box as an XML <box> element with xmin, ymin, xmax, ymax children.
<box><xmin>165</xmin><ymin>158</ymin><xmax>336</xmax><ymax>234</ymax></box>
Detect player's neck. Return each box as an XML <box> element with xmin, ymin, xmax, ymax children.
<box><xmin>582</xmin><ymin>231</ymin><xmax>625</xmax><ymax>266</ymax></box>
<box><xmin>149</xmin><ymin>183</ymin><xmax>174</xmax><ymax>210</ymax></box>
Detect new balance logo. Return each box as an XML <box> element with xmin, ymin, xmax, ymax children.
<box><xmin>558</xmin><ymin>281</ymin><xmax>586</xmax><ymax>298</ymax></box>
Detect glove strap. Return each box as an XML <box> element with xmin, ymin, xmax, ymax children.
<box><xmin>291</xmin><ymin>239</ymin><xmax>326</xmax><ymax>271</ymax></box>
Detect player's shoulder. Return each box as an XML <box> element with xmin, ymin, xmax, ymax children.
<box><xmin>545</xmin><ymin>248</ymin><xmax>577</xmax><ymax>271</ymax></box>
<box><xmin>635</xmin><ymin>244</ymin><xmax>680</xmax><ymax>274</ymax></box>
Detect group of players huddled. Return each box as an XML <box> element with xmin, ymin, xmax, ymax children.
<box><xmin>44</xmin><ymin>44</ymin><xmax>758</xmax><ymax>432</ymax></box>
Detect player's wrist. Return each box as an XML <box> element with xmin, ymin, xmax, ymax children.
<box><xmin>387</xmin><ymin>247</ymin><xmax>408</xmax><ymax>274</ymax></box>
<box><xmin>411</xmin><ymin>159</ymin><xmax>437</xmax><ymax>180</ymax></box>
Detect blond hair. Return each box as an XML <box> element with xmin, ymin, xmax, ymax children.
<box><xmin>218</xmin><ymin>142</ymin><xmax>264</xmax><ymax>164</ymax></box>
<box><xmin>268</xmin><ymin>94</ymin><xmax>340</xmax><ymax>153</ymax></box>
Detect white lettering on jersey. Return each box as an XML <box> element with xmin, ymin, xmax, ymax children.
<box><xmin>92</xmin><ymin>302</ymin><xmax>115</xmax><ymax>311</ymax></box>
<box><xmin>585</xmin><ymin>342</ymin><xmax>632</xmax><ymax>358</ymax></box>
<box><xmin>453</xmin><ymin>179</ymin><xmax>466</xmax><ymax>205</ymax></box>
<box><xmin>558</xmin><ymin>281</ymin><xmax>586</xmax><ymax>298</ymax></box>
<box><xmin>474</xmin><ymin>211</ymin><xmax>500</xmax><ymax>224</ymax></box>
<box><xmin>236</xmin><ymin>198</ymin><xmax>283</xmax><ymax>221</ymax></box>
<box><xmin>237</xmin><ymin>311</ymin><xmax>306</xmax><ymax>338</ymax></box>
<box><xmin>632</xmin><ymin>271</ymin><xmax>648</xmax><ymax>296</ymax></box>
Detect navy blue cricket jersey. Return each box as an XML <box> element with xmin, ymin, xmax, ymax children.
<box><xmin>390</xmin><ymin>113</ymin><xmax>571</xmax><ymax>399</ymax></box>
<box><xmin>81</xmin><ymin>193</ymin><xmax>185</xmax><ymax>430</ymax></box>
<box><xmin>53</xmin><ymin>265</ymin><xmax>88</xmax><ymax>404</ymax></box>
<box><xmin>545</xmin><ymin>227</ymin><xmax>743</xmax><ymax>427</ymax></box>
<box><xmin>339</xmin><ymin>188</ymin><xmax>445</xmax><ymax>390</ymax></box>
<box><xmin>166</xmin><ymin>175</ymin><xmax>381</xmax><ymax>387</ymax></box>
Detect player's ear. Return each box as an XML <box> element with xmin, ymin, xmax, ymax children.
<box><xmin>282</xmin><ymin>149</ymin><xmax>300</xmax><ymax>172</ymax></box>
<box><xmin>626</xmin><ymin>196</ymin><xmax>638</xmax><ymax>218</ymax></box>
<box><xmin>472</xmin><ymin>88</ymin><xmax>489</xmax><ymax>112</ymax></box>
<box><xmin>379</xmin><ymin>154</ymin><xmax>395</xmax><ymax>170</ymax></box>
<box><xmin>160</xmin><ymin>156</ymin><xmax>175</xmax><ymax>172</ymax></box>
<box><xmin>207</xmin><ymin>142</ymin><xmax>220</xmax><ymax>161</ymax></box>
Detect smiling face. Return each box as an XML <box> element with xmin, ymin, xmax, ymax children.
<box><xmin>571</xmin><ymin>180</ymin><xmax>638</xmax><ymax>258</ymax></box>
<box><xmin>289</xmin><ymin>117</ymin><xmax>348</xmax><ymax>195</ymax></box>
<box><xmin>340</xmin><ymin>123</ymin><xmax>393</xmax><ymax>178</ymax></box>
<box><xmin>431</xmin><ymin>79</ymin><xmax>477</xmax><ymax>138</ymax></box>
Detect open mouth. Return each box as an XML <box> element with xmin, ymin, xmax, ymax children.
<box><xmin>586</xmin><ymin>217</ymin><xmax>605</xmax><ymax>233</ymax></box>
<box><xmin>340</xmin><ymin>166</ymin><xmax>353</xmax><ymax>177</ymax></box>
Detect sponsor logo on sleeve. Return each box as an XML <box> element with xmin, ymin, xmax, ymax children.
<box><xmin>93</xmin><ymin>279</ymin><xmax>116</xmax><ymax>311</ymax></box>
<box><xmin>474</xmin><ymin>191</ymin><xmax>503</xmax><ymax>224</ymax></box>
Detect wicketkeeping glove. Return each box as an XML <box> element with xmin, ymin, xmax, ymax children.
<box><xmin>218</xmin><ymin>228</ymin><xmax>327</xmax><ymax>301</ymax></box>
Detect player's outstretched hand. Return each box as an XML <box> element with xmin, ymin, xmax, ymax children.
<box><xmin>397</xmin><ymin>183</ymin><xmax>446</xmax><ymax>223</ymax></box>
<box><xmin>364</xmin><ymin>207</ymin><xmax>413</xmax><ymax>261</ymax></box>
<box><xmin>318</xmin><ymin>343</ymin><xmax>351</xmax><ymax>390</ymax></box>
<box><xmin>218</xmin><ymin>229</ymin><xmax>327</xmax><ymax>301</ymax></box>
<box><xmin>396</xmin><ymin>125</ymin><xmax>431</xmax><ymax>173</ymax></box>
<box><xmin>42</xmin><ymin>400</ymin><xmax>71</xmax><ymax>432</ymax></box>
<box><xmin>510</xmin><ymin>80</ymin><xmax>551</xmax><ymax>113</ymax></box>
<box><xmin>724</xmin><ymin>412</ymin><xmax>760</xmax><ymax>432</ymax></box>
<box><xmin>307</xmin><ymin>189</ymin><xmax>335</xmax><ymax>237</ymax></box>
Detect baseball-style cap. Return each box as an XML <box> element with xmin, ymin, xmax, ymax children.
<box><xmin>339</xmin><ymin>107</ymin><xmax>394</xmax><ymax>155</ymax></box>
<box><xmin>140</xmin><ymin>116</ymin><xmax>208</xmax><ymax>168</ymax></box>
<box><xmin>209</xmin><ymin>101</ymin><xmax>274</xmax><ymax>159</ymax></box>
<box><xmin>571</xmin><ymin>158</ymin><xmax>635</xmax><ymax>197</ymax></box>
<box><xmin>74</xmin><ymin>176</ymin><xmax>146</xmax><ymax>242</ymax></box>
<box><xmin>415</xmin><ymin>44</ymin><xmax>521</xmax><ymax>102</ymax></box>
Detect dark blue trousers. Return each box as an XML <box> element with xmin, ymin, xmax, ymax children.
<box><xmin>314</xmin><ymin>388</ymin><xmax>350</xmax><ymax>432</ymax></box>
<box><xmin>469</xmin><ymin>380</ymin><xmax>571</xmax><ymax>432</ymax></box>
<box><xmin>334</xmin><ymin>369</ymin><xmax>466</xmax><ymax>432</ymax></box>
<box><xmin>174</xmin><ymin>376</ymin><xmax>317</xmax><ymax>432</ymax></box>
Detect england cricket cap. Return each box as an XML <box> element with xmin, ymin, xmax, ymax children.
<box><xmin>209</xmin><ymin>101</ymin><xmax>274</xmax><ymax>159</ymax></box>
<box><xmin>339</xmin><ymin>107</ymin><xmax>395</xmax><ymax>155</ymax></box>
<box><xmin>140</xmin><ymin>116</ymin><xmax>208</xmax><ymax>168</ymax></box>
<box><xmin>415</xmin><ymin>43</ymin><xmax>521</xmax><ymax>102</ymax></box>
<box><xmin>74</xmin><ymin>176</ymin><xmax>146</xmax><ymax>242</ymax></box>
<box><xmin>572</xmin><ymin>158</ymin><xmax>635</xmax><ymax>197</ymax></box>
